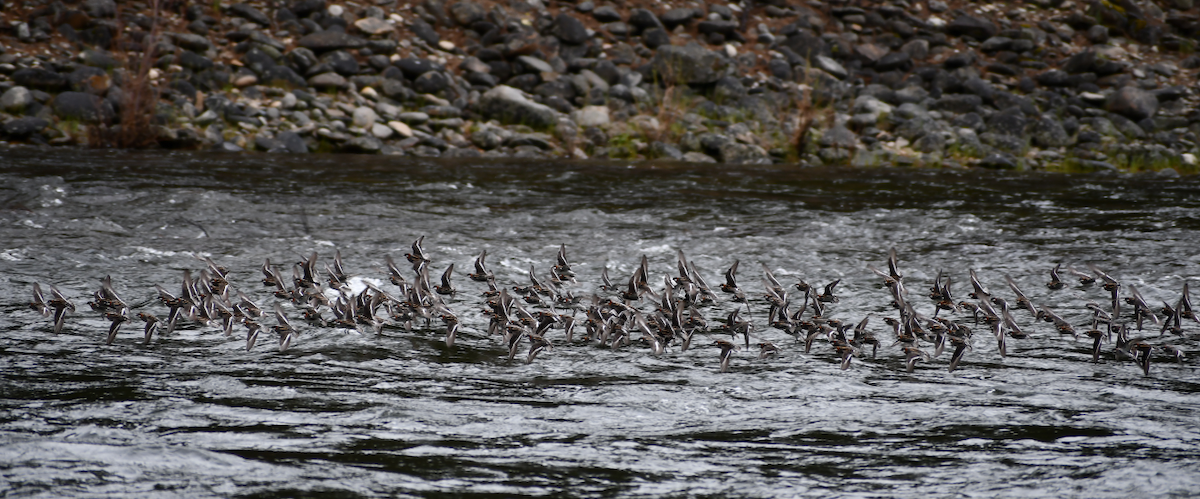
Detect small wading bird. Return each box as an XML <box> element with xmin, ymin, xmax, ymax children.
<box><xmin>29</xmin><ymin>245</ymin><xmax>1193</xmax><ymax>377</ymax></box>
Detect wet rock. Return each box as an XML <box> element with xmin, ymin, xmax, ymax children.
<box><xmin>1</xmin><ymin>86</ymin><xmax>34</xmax><ymax>112</ymax></box>
<box><xmin>946</xmin><ymin>15</ymin><xmax>998</xmax><ymax>40</ymax></box>
<box><xmin>650</xmin><ymin>141</ymin><xmax>684</xmax><ymax>160</ymax></box>
<box><xmin>1</xmin><ymin>117</ymin><xmax>49</xmax><ymax>137</ymax></box>
<box><xmin>478</xmin><ymin>85</ymin><xmax>560</xmax><ymax>128</ymax></box>
<box><xmin>411</xmin><ymin>71</ymin><xmax>449</xmax><ymax>94</ymax></box>
<box><xmin>298</xmin><ymin>30</ymin><xmax>366</xmax><ymax>51</ymax></box>
<box><xmin>52</xmin><ymin>91</ymin><xmax>114</xmax><ymax>123</ymax></box>
<box><xmin>649</xmin><ymin>43</ymin><xmax>726</xmax><ymax>85</ymax></box>
<box><xmin>341</xmin><ymin>135</ymin><xmax>382</xmax><ymax>153</ymax></box>
<box><xmin>11</xmin><ymin>68</ymin><xmax>68</xmax><ymax>90</ymax></box>
<box><xmin>275</xmin><ymin>131</ymin><xmax>308</xmax><ymax>153</ymax></box>
<box><xmin>980</xmin><ymin>153</ymin><xmax>1019</xmax><ymax>169</ymax></box>
<box><xmin>683</xmin><ymin>151</ymin><xmax>717</xmax><ymax>163</ymax></box>
<box><xmin>1106</xmin><ymin>86</ymin><xmax>1157</xmax><ymax>121</ymax></box>
<box><xmin>555</xmin><ymin>13</ymin><xmax>589</xmax><ymax>45</ymax></box>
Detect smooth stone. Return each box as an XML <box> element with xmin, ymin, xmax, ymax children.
<box><xmin>354</xmin><ymin>17</ymin><xmax>394</xmax><ymax>35</ymax></box>
<box><xmin>229</xmin><ymin>3</ymin><xmax>271</xmax><ymax>25</ymax></box>
<box><xmin>1</xmin><ymin>86</ymin><xmax>34</xmax><ymax>112</ymax></box>
<box><xmin>352</xmin><ymin>106</ymin><xmax>378</xmax><ymax>128</ymax></box>
<box><xmin>387</xmin><ymin>121</ymin><xmax>414</xmax><ymax>137</ymax></box>
<box><xmin>307</xmin><ymin>72</ymin><xmax>348</xmax><ymax>89</ymax></box>
<box><xmin>371</xmin><ymin>122</ymin><xmax>393</xmax><ymax>139</ymax></box>
<box><xmin>571</xmin><ymin>105</ymin><xmax>610</xmax><ymax>127</ymax></box>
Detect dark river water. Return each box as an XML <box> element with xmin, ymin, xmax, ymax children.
<box><xmin>2</xmin><ymin>148</ymin><xmax>1199</xmax><ymax>498</ymax></box>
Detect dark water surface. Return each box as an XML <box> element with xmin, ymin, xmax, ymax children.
<box><xmin>2</xmin><ymin>149</ymin><xmax>1199</xmax><ymax>498</ymax></box>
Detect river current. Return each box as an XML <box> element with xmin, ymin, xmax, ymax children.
<box><xmin>2</xmin><ymin>148</ymin><xmax>1199</xmax><ymax>497</ymax></box>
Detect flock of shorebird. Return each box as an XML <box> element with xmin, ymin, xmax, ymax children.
<box><xmin>27</xmin><ymin>239</ymin><xmax>1195</xmax><ymax>375</ymax></box>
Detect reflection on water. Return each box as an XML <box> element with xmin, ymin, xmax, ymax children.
<box><xmin>2</xmin><ymin>148</ymin><xmax>1199</xmax><ymax>497</ymax></box>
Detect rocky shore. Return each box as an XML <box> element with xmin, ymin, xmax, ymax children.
<box><xmin>2</xmin><ymin>0</ymin><xmax>1200</xmax><ymax>171</ymax></box>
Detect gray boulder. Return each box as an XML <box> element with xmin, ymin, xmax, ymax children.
<box><xmin>478</xmin><ymin>85</ymin><xmax>560</xmax><ymax>128</ymax></box>
<box><xmin>1</xmin><ymin>117</ymin><xmax>50</xmax><ymax>137</ymax></box>
<box><xmin>555</xmin><ymin>13</ymin><xmax>589</xmax><ymax>45</ymax></box>
<box><xmin>649</xmin><ymin>43</ymin><xmax>726</xmax><ymax>85</ymax></box>
<box><xmin>1030</xmin><ymin>116</ymin><xmax>1071</xmax><ymax>147</ymax></box>
<box><xmin>52</xmin><ymin>91</ymin><xmax>114</xmax><ymax>123</ymax></box>
<box><xmin>1</xmin><ymin>86</ymin><xmax>34</xmax><ymax>113</ymax></box>
<box><xmin>1106</xmin><ymin>86</ymin><xmax>1158</xmax><ymax>121</ymax></box>
<box><xmin>412</xmin><ymin>71</ymin><xmax>450</xmax><ymax>94</ymax></box>
<box><xmin>276</xmin><ymin>131</ymin><xmax>308</xmax><ymax>153</ymax></box>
